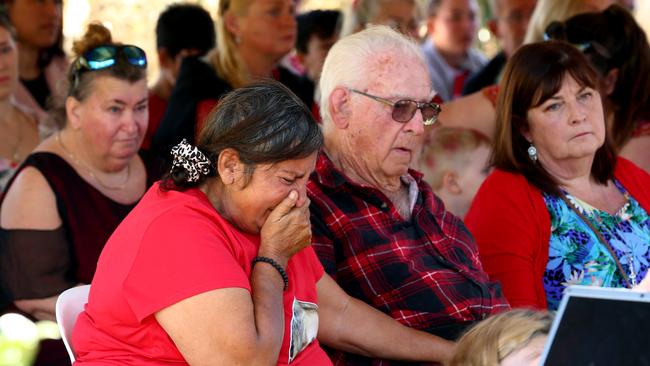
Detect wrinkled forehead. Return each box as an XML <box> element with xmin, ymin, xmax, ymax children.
<box><xmin>362</xmin><ymin>52</ymin><xmax>433</xmax><ymax>99</ymax></box>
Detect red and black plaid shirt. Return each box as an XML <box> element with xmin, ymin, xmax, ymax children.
<box><xmin>308</xmin><ymin>153</ymin><xmax>509</xmax><ymax>366</ymax></box>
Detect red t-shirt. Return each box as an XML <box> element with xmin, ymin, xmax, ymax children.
<box><xmin>72</xmin><ymin>183</ymin><xmax>330</xmax><ymax>365</ymax></box>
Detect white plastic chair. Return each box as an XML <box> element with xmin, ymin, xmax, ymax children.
<box><xmin>55</xmin><ymin>285</ymin><xmax>91</xmax><ymax>362</ymax></box>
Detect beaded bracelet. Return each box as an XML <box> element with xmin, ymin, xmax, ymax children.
<box><xmin>252</xmin><ymin>256</ymin><xmax>289</xmax><ymax>291</ymax></box>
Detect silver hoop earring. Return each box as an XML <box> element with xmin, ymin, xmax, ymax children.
<box><xmin>527</xmin><ymin>144</ymin><xmax>538</xmax><ymax>162</ymax></box>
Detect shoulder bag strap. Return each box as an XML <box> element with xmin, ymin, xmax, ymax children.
<box><xmin>558</xmin><ymin>194</ymin><xmax>633</xmax><ymax>288</ymax></box>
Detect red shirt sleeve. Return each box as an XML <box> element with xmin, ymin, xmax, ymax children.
<box><xmin>122</xmin><ymin>207</ymin><xmax>250</xmax><ymax>322</ymax></box>
<box><xmin>465</xmin><ymin>170</ymin><xmax>549</xmax><ymax>309</ymax></box>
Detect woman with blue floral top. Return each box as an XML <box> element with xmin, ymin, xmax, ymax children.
<box><xmin>465</xmin><ymin>41</ymin><xmax>650</xmax><ymax>310</ymax></box>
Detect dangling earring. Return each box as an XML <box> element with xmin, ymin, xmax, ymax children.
<box><xmin>527</xmin><ymin>143</ymin><xmax>538</xmax><ymax>162</ymax></box>
<box><xmin>234</xmin><ymin>35</ymin><xmax>241</xmax><ymax>45</ymax></box>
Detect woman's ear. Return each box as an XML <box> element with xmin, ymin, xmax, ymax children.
<box><xmin>518</xmin><ymin>116</ymin><xmax>532</xmax><ymax>143</ymax></box>
<box><xmin>601</xmin><ymin>68</ymin><xmax>619</xmax><ymax>96</ymax></box>
<box><xmin>217</xmin><ymin>148</ymin><xmax>243</xmax><ymax>185</ymax></box>
<box><xmin>65</xmin><ymin>96</ymin><xmax>83</xmax><ymax>130</ymax></box>
<box><xmin>329</xmin><ymin>87</ymin><xmax>351</xmax><ymax>129</ymax></box>
<box><xmin>224</xmin><ymin>11</ymin><xmax>240</xmax><ymax>38</ymax></box>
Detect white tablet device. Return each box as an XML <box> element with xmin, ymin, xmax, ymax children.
<box><xmin>540</xmin><ymin>285</ymin><xmax>650</xmax><ymax>365</ymax></box>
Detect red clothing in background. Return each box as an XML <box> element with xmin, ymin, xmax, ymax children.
<box><xmin>73</xmin><ymin>183</ymin><xmax>331</xmax><ymax>365</ymax></box>
<box><xmin>465</xmin><ymin>158</ymin><xmax>650</xmax><ymax>309</ymax></box>
<box><xmin>142</xmin><ymin>92</ymin><xmax>168</xmax><ymax>151</ymax></box>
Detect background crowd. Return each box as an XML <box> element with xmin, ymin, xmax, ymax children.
<box><xmin>0</xmin><ymin>0</ymin><xmax>649</xmax><ymax>365</ymax></box>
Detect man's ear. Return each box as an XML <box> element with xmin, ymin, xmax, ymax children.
<box><xmin>65</xmin><ymin>96</ymin><xmax>83</xmax><ymax>130</ymax></box>
<box><xmin>601</xmin><ymin>68</ymin><xmax>619</xmax><ymax>97</ymax></box>
<box><xmin>217</xmin><ymin>148</ymin><xmax>243</xmax><ymax>185</ymax></box>
<box><xmin>441</xmin><ymin>171</ymin><xmax>462</xmax><ymax>195</ymax></box>
<box><xmin>329</xmin><ymin>87</ymin><xmax>351</xmax><ymax>129</ymax></box>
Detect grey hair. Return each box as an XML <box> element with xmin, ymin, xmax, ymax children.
<box><xmin>318</xmin><ymin>25</ymin><xmax>426</xmax><ymax>134</ymax></box>
<box><xmin>319</xmin><ymin>25</ymin><xmax>426</xmax><ymax>131</ymax></box>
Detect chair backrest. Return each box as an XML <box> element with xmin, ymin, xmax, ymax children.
<box><xmin>55</xmin><ymin>285</ymin><xmax>91</xmax><ymax>362</ymax></box>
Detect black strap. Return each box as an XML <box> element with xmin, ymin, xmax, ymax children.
<box><xmin>558</xmin><ymin>194</ymin><xmax>633</xmax><ymax>288</ymax></box>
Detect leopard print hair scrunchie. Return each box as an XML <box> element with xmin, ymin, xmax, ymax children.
<box><xmin>170</xmin><ymin>139</ymin><xmax>212</xmax><ymax>183</ymax></box>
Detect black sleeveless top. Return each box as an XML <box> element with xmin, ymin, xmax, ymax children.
<box><xmin>0</xmin><ymin>152</ymin><xmax>154</xmax><ymax>366</ymax></box>
<box><xmin>0</xmin><ymin>152</ymin><xmax>155</xmax><ymax>301</ymax></box>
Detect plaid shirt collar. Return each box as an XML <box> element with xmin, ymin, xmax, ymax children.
<box><xmin>313</xmin><ymin>150</ymin><xmax>424</xmax><ymax>191</ymax></box>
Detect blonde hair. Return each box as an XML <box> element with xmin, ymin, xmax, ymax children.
<box><xmin>212</xmin><ymin>0</ymin><xmax>252</xmax><ymax>88</ymax></box>
<box><xmin>448</xmin><ymin>309</ymin><xmax>553</xmax><ymax>366</ymax></box>
<box><xmin>523</xmin><ymin>0</ymin><xmax>598</xmax><ymax>44</ymax></box>
<box><xmin>419</xmin><ymin>127</ymin><xmax>489</xmax><ymax>190</ymax></box>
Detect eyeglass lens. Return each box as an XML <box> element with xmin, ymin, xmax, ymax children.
<box><xmin>392</xmin><ymin>100</ymin><xmax>438</xmax><ymax>123</ymax></box>
<box><xmin>86</xmin><ymin>47</ymin><xmax>118</xmax><ymax>69</ymax></box>
<box><xmin>123</xmin><ymin>46</ymin><xmax>147</xmax><ymax>66</ymax></box>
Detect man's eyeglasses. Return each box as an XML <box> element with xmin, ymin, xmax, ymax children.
<box><xmin>349</xmin><ymin>89</ymin><xmax>441</xmax><ymax>126</ymax></box>
<box><xmin>74</xmin><ymin>45</ymin><xmax>147</xmax><ymax>74</ymax></box>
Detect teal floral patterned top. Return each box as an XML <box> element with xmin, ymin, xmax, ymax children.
<box><xmin>542</xmin><ymin>180</ymin><xmax>650</xmax><ymax>310</ymax></box>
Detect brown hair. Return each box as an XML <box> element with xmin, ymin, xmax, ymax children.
<box><xmin>67</xmin><ymin>23</ymin><xmax>146</xmax><ymax>102</ymax></box>
<box><xmin>548</xmin><ymin>4</ymin><xmax>650</xmax><ymax>149</ymax></box>
<box><xmin>448</xmin><ymin>309</ymin><xmax>553</xmax><ymax>366</ymax></box>
<box><xmin>48</xmin><ymin>23</ymin><xmax>147</xmax><ymax>129</ymax></box>
<box><xmin>0</xmin><ymin>8</ymin><xmax>15</xmax><ymax>37</ymax></box>
<box><xmin>492</xmin><ymin>41</ymin><xmax>615</xmax><ymax>196</ymax></box>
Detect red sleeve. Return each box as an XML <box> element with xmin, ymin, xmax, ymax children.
<box><xmin>303</xmin><ymin>245</ymin><xmax>325</xmax><ymax>283</ymax></box>
<box><xmin>615</xmin><ymin>157</ymin><xmax>650</xmax><ymax>213</ymax></box>
<box><xmin>123</xmin><ymin>207</ymin><xmax>250</xmax><ymax>322</ymax></box>
<box><xmin>465</xmin><ymin>170</ymin><xmax>549</xmax><ymax>309</ymax></box>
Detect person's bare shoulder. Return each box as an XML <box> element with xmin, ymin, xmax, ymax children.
<box><xmin>1</xmin><ymin>166</ymin><xmax>61</xmax><ymax>230</ymax></box>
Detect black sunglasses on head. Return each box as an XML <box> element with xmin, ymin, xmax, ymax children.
<box><xmin>543</xmin><ymin>21</ymin><xmax>612</xmax><ymax>60</ymax></box>
<box><xmin>74</xmin><ymin>44</ymin><xmax>147</xmax><ymax>74</ymax></box>
<box><xmin>349</xmin><ymin>89</ymin><xmax>441</xmax><ymax>126</ymax></box>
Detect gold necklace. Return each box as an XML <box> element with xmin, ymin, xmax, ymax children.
<box><xmin>56</xmin><ymin>132</ymin><xmax>131</xmax><ymax>191</ymax></box>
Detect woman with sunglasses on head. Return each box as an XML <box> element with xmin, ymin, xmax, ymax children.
<box><xmin>1</xmin><ymin>0</ymin><xmax>67</xmax><ymax>133</ymax></box>
<box><xmin>151</xmin><ymin>0</ymin><xmax>313</xmax><ymax>156</ymax></box>
<box><xmin>0</xmin><ymin>22</ymin><xmax>151</xmax><ymax>365</ymax></box>
<box><xmin>0</xmin><ymin>10</ymin><xmax>39</xmax><ymax>191</ymax></box>
<box><xmin>464</xmin><ymin>41</ymin><xmax>650</xmax><ymax>311</ymax></box>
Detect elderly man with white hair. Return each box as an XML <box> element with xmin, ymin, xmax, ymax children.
<box><xmin>308</xmin><ymin>26</ymin><xmax>510</xmax><ymax>365</ymax></box>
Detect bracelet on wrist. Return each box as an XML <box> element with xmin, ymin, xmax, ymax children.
<box><xmin>252</xmin><ymin>256</ymin><xmax>289</xmax><ymax>291</ymax></box>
